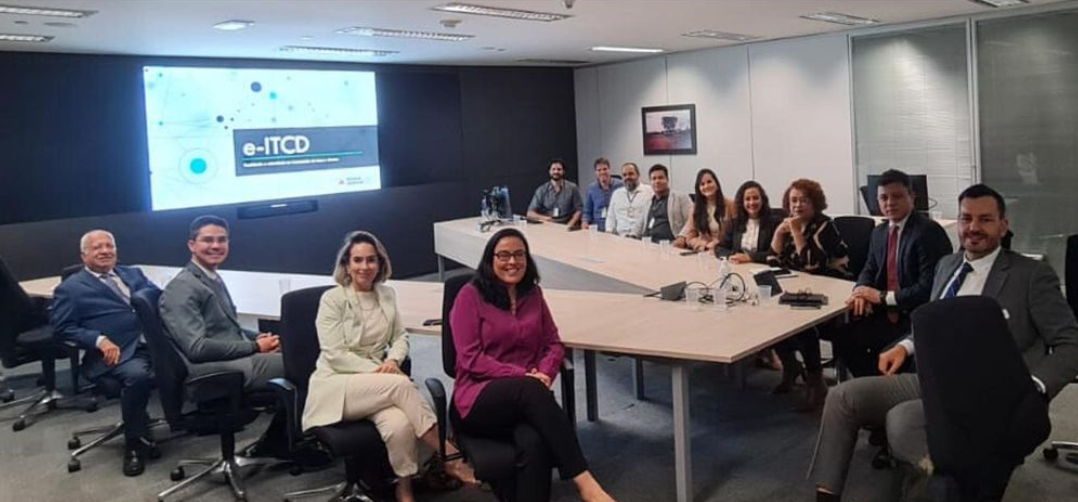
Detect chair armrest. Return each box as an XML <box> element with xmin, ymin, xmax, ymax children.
<box><xmin>267</xmin><ymin>377</ymin><xmax>299</xmax><ymax>452</ymax></box>
<box><xmin>424</xmin><ymin>377</ymin><xmax>449</xmax><ymax>460</ymax></box>
<box><xmin>559</xmin><ymin>357</ymin><xmax>576</xmax><ymax>425</ymax></box>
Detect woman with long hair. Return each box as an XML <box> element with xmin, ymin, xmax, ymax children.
<box><xmin>676</xmin><ymin>169</ymin><xmax>735</xmax><ymax>251</ymax></box>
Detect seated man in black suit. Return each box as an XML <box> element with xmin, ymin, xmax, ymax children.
<box><xmin>834</xmin><ymin>169</ymin><xmax>953</xmax><ymax>377</ymax></box>
<box><xmin>50</xmin><ymin>230</ymin><xmax>160</xmax><ymax>476</ymax></box>
<box><xmin>809</xmin><ymin>184</ymin><xmax>1078</xmax><ymax>502</ymax></box>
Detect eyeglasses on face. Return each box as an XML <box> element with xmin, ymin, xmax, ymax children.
<box><xmin>494</xmin><ymin>250</ymin><xmax>527</xmax><ymax>262</ymax></box>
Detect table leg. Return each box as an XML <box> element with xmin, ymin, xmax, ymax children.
<box><xmin>672</xmin><ymin>363</ymin><xmax>693</xmax><ymax>502</ymax></box>
<box><xmin>437</xmin><ymin>255</ymin><xmax>446</xmax><ymax>281</ymax></box>
<box><xmin>584</xmin><ymin>350</ymin><xmax>598</xmax><ymax>422</ymax></box>
<box><xmin>633</xmin><ymin>358</ymin><xmax>646</xmax><ymax>400</ymax></box>
<box><xmin>734</xmin><ymin>360</ymin><xmax>747</xmax><ymax>390</ymax></box>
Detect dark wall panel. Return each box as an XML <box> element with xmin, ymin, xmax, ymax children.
<box><xmin>0</xmin><ymin>52</ymin><xmax>576</xmax><ymax>280</ymax></box>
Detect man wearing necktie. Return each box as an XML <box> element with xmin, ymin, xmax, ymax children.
<box><xmin>50</xmin><ymin>230</ymin><xmax>160</xmax><ymax>476</ymax></box>
<box><xmin>159</xmin><ymin>215</ymin><xmax>288</xmax><ymax>457</ymax></box>
<box><xmin>835</xmin><ymin>169</ymin><xmax>953</xmax><ymax>378</ymax></box>
<box><xmin>809</xmin><ymin>184</ymin><xmax>1078</xmax><ymax>502</ymax></box>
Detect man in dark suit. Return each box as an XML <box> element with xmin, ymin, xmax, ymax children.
<box><xmin>50</xmin><ymin>230</ymin><xmax>160</xmax><ymax>476</ymax></box>
<box><xmin>809</xmin><ymin>184</ymin><xmax>1078</xmax><ymax>502</ymax></box>
<box><xmin>834</xmin><ymin>169</ymin><xmax>953</xmax><ymax>377</ymax></box>
<box><xmin>159</xmin><ymin>215</ymin><xmax>287</xmax><ymax>455</ymax></box>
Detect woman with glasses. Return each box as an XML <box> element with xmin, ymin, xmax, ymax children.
<box><xmin>303</xmin><ymin>231</ymin><xmax>476</xmax><ymax>502</ymax></box>
<box><xmin>450</xmin><ymin>228</ymin><xmax>619</xmax><ymax>502</ymax></box>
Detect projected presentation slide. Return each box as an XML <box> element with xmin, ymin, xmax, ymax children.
<box><xmin>143</xmin><ymin>66</ymin><xmax>380</xmax><ymax>211</ymax></box>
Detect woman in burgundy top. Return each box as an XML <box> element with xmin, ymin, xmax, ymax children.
<box><xmin>450</xmin><ymin>228</ymin><xmax>618</xmax><ymax>502</ymax></box>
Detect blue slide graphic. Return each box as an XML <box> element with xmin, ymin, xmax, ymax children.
<box><xmin>143</xmin><ymin>66</ymin><xmax>380</xmax><ymax>211</ymax></box>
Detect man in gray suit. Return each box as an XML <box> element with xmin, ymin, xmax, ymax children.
<box><xmin>809</xmin><ymin>184</ymin><xmax>1078</xmax><ymax>502</ymax></box>
<box><xmin>159</xmin><ymin>215</ymin><xmax>286</xmax><ymax>454</ymax></box>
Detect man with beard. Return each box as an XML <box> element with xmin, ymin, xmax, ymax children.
<box><xmin>527</xmin><ymin>158</ymin><xmax>583</xmax><ymax>227</ymax></box>
<box><xmin>808</xmin><ymin>184</ymin><xmax>1078</xmax><ymax>502</ymax></box>
<box><xmin>606</xmin><ymin>162</ymin><xmax>654</xmax><ymax>237</ymax></box>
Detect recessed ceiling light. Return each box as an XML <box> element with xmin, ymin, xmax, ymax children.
<box><xmin>682</xmin><ymin>30</ymin><xmax>761</xmax><ymax>42</ymax></box>
<box><xmin>590</xmin><ymin>46</ymin><xmax>664</xmax><ymax>54</ymax></box>
<box><xmin>431</xmin><ymin>3</ymin><xmax>570</xmax><ymax>22</ymax></box>
<box><xmin>517</xmin><ymin>58</ymin><xmax>590</xmax><ymax>65</ymax></box>
<box><xmin>0</xmin><ymin>4</ymin><xmax>95</xmax><ymax>18</ymax></box>
<box><xmin>336</xmin><ymin>26</ymin><xmax>474</xmax><ymax>42</ymax></box>
<box><xmin>213</xmin><ymin>20</ymin><xmax>254</xmax><ymax>31</ymax></box>
<box><xmin>967</xmin><ymin>0</ymin><xmax>1029</xmax><ymax>7</ymax></box>
<box><xmin>279</xmin><ymin>45</ymin><xmax>398</xmax><ymax>57</ymax></box>
<box><xmin>0</xmin><ymin>33</ymin><xmax>52</xmax><ymax>42</ymax></box>
<box><xmin>801</xmin><ymin>12</ymin><xmax>880</xmax><ymax>26</ymax></box>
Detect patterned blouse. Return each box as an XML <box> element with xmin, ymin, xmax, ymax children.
<box><xmin>767</xmin><ymin>213</ymin><xmax>851</xmax><ymax>279</ymax></box>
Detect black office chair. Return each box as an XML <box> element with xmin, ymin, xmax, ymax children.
<box><xmin>131</xmin><ymin>288</ymin><xmax>295</xmax><ymax>502</ymax></box>
<box><xmin>833</xmin><ymin>216</ymin><xmax>875</xmax><ymax>279</ymax></box>
<box><xmin>0</xmin><ymin>255</ymin><xmax>93</xmax><ymax>431</ymax></box>
<box><xmin>913</xmin><ymin>296</ymin><xmax>1048</xmax><ymax>501</ymax></box>
<box><xmin>1043</xmin><ymin>234</ymin><xmax>1078</xmax><ymax>467</ymax></box>
<box><xmin>424</xmin><ymin>272</ymin><xmax>575</xmax><ymax>501</ymax></box>
<box><xmin>275</xmin><ymin>285</ymin><xmax>399</xmax><ymax>502</ymax></box>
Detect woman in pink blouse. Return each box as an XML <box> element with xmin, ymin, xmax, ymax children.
<box><xmin>450</xmin><ymin>228</ymin><xmax>618</xmax><ymax>502</ymax></box>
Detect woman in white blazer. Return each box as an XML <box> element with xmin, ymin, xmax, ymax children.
<box><xmin>303</xmin><ymin>231</ymin><xmax>475</xmax><ymax>502</ymax></box>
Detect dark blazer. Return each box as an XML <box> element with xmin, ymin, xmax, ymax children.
<box><xmin>857</xmin><ymin>212</ymin><xmax>953</xmax><ymax>312</ymax></box>
<box><xmin>716</xmin><ymin>213</ymin><xmax>779</xmax><ymax>263</ymax></box>
<box><xmin>159</xmin><ymin>262</ymin><xmax>259</xmax><ymax>365</ymax></box>
<box><xmin>50</xmin><ymin>266</ymin><xmax>159</xmax><ymax>380</ymax></box>
<box><xmin>907</xmin><ymin>250</ymin><xmax>1078</xmax><ymax>399</ymax></box>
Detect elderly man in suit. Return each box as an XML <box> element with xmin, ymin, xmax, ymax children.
<box><xmin>159</xmin><ymin>215</ymin><xmax>287</xmax><ymax>455</ymax></box>
<box><xmin>809</xmin><ymin>184</ymin><xmax>1078</xmax><ymax>502</ymax></box>
<box><xmin>50</xmin><ymin>230</ymin><xmax>160</xmax><ymax>476</ymax></box>
<box><xmin>835</xmin><ymin>169</ymin><xmax>954</xmax><ymax>377</ymax></box>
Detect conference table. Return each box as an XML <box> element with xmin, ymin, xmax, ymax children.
<box><xmin>434</xmin><ymin>216</ymin><xmax>856</xmax><ymax>502</ymax></box>
<box><xmin>20</xmin><ymin>265</ymin><xmax>445</xmax><ymax>335</ymax></box>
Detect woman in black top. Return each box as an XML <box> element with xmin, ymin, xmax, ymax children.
<box><xmin>716</xmin><ymin>181</ymin><xmax>780</xmax><ymax>264</ymax></box>
<box><xmin>767</xmin><ymin>179</ymin><xmax>851</xmax><ymax>410</ymax></box>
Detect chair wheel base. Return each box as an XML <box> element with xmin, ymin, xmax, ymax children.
<box><xmin>170</xmin><ymin>467</ymin><xmax>185</xmax><ymax>481</ymax></box>
<box><xmin>68</xmin><ymin>438</ymin><xmax>81</xmax><ymax>450</ymax></box>
<box><xmin>1044</xmin><ymin>447</ymin><xmax>1059</xmax><ymax>461</ymax></box>
<box><xmin>68</xmin><ymin>459</ymin><xmax>81</xmax><ymax>473</ymax></box>
<box><xmin>12</xmin><ymin>419</ymin><xmax>26</xmax><ymax>431</ymax></box>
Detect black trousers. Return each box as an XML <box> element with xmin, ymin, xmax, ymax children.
<box><xmin>831</xmin><ymin>312</ymin><xmax>908</xmax><ymax>378</ymax></box>
<box><xmin>454</xmin><ymin>377</ymin><xmax>588</xmax><ymax>502</ymax></box>
<box><xmin>775</xmin><ymin>329</ymin><xmax>823</xmax><ymax>374</ymax></box>
<box><xmin>98</xmin><ymin>347</ymin><xmax>154</xmax><ymax>445</ymax></box>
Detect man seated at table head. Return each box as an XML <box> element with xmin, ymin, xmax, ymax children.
<box><xmin>606</xmin><ymin>162</ymin><xmax>654</xmax><ymax>238</ymax></box>
<box><xmin>642</xmin><ymin>164</ymin><xmax>692</xmax><ymax>244</ymax></box>
<box><xmin>808</xmin><ymin>184</ymin><xmax>1078</xmax><ymax>502</ymax></box>
<box><xmin>582</xmin><ymin>157</ymin><xmax>623</xmax><ymax>232</ymax></box>
<box><xmin>527</xmin><ymin>158</ymin><xmax>583</xmax><ymax>228</ymax></box>
<box><xmin>159</xmin><ymin>215</ymin><xmax>288</xmax><ymax>455</ymax></box>
<box><xmin>49</xmin><ymin>230</ymin><xmax>160</xmax><ymax>476</ymax></box>
<box><xmin>834</xmin><ymin>169</ymin><xmax>953</xmax><ymax>377</ymax></box>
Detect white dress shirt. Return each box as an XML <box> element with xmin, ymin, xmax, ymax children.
<box><xmin>606</xmin><ymin>183</ymin><xmax>654</xmax><ymax>237</ymax></box>
<box><xmin>741</xmin><ymin>218</ymin><xmax>761</xmax><ymax>253</ymax></box>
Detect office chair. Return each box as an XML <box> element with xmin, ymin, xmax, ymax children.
<box><xmin>913</xmin><ymin>296</ymin><xmax>1048</xmax><ymax>501</ymax></box>
<box><xmin>130</xmin><ymin>288</ymin><xmax>295</xmax><ymax>502</ymax></box>
<box><xmin>1043</xmin><ymin>234</ymin><xmax>1078</xmax><ymax>467</ymax></box>
<box><xmin>833</xmin><ymin>216</ymin><xmax>875</xmax><ymax>279</ymax></box>
<box><xmin>275</xmin><ymin>285</ymin><xmax>399</xmax><ymax>502</ymax></box>
<box><xmin>424</xmin><ymin>272</ymin><xmax>575</xmax><ymax>502</ymax></box>
<box><xmin>0</xmin><ymin>255</ymin><xmax>94</xmax><ymax>431</ymax></box>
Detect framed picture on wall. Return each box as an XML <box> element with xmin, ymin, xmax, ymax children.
<box><xmin>642</xmin><ymin>104</ymin><xmax>697</xmax><ymax>155</ymax></box>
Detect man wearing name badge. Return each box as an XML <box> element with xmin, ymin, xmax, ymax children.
<box><xmin>159</xmin><ymin>215</ymin><xmax>289</xmax><ymax>456</ymax></box>
<box><xmin>50</xmin><ymin>230</ymin><xmax>160</xmax><ymax>476</ymax></box>
<box><xmin>808</xmin><ymin>184</ymin><xmax>1078</xmax><ymax>502</ymax></box>
<box><xmin>833</xmin><ymin>169</ymin><xmax>953</xmax><ymax>377</ymax></box>
<box><xmin>527</xmin><ymin>158</ymin><xmax>583</xmax><ymax>228</ymax></box>
<box><xmin>582</xmin><ymin>157</ymin><xmax>623</xmax><ymax>232</ymax></box>
<box><xmin>642</xmin><ymin>164</ymin><xmax>693</xmax><ymax>243</ymax></box>
<box><xmin>606</xmin><ymin>162</ymin><xmax>654</xmax><ymax>238</ymax></box>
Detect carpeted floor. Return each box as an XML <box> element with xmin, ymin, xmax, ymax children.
<box><xmin>2</xmin><ymin>333</ymin><xmax>1077</xmax><ymax>502</ymax></box>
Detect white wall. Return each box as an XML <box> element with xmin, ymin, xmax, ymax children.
<box><xmin>575</xmin><ymin>33</ymin><xmax>857</xmax><ymax>213</ymax></box>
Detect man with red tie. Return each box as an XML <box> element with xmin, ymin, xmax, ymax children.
<box><xmin>834</xmin><ymin>169</ymin><xmax>953</xmax><ymax>377</ymax></box>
